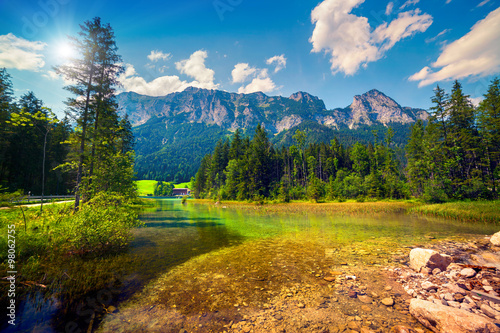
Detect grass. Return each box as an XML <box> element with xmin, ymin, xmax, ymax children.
<box><xmin>135</xmin><ymin>180</ymin><xmax>157</xmax><ymax>196</ymax></box>
<box><xmin>174</xmin><ymin>182</ymin><xmax>190</xmax><ymax>188</ymax></box>
<box><xmin>409</xmin><ymin>200</ymin><xmax>500</xmax><ymax>224</ymax></box>
<box><xmin>198</xmin><ymin>199</ymin><xmax>419</xmax><ymax>216</ymax></box>
<box><xmin>135</xmin><ymin>180</ymin><xmax>191</xmax><ymax>196</ymax></box>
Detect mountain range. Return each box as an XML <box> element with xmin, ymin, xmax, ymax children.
<box><xmin>117</xmin><ymin>88</ymin><xmax>429</xmax><ymax>182</ymax></box>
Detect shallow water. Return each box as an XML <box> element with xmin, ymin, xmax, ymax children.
<box><xmin>5</xmin><ymin>199</ymin><xmax>498</xmax><ymax>332</ymax></box>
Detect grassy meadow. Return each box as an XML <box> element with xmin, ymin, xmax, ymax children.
<box><xmin>135</xmin><ymin>180</ymin><xmax>191</xmax><ymax>196</ymax></box>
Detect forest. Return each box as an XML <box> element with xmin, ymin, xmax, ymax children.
<box><xmin>0</xmin><ymin>18</ymin><xmax>136</xmax><ymax>208</ymax></box>
<box><xmin>193</xmin><ymin>79</ymin><xmax>500</xmax><ymax>203</ymax></box>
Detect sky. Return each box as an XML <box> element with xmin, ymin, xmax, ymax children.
<box><xmin>1</xmin><ymin>0</ymin><xmax>500</xmax><ymax>119</ymax></box>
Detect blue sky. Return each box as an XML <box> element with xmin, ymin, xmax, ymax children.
<box><xmin>1</xmin><ymin>0</ymin><xmax>500</xmax><ymax>118</ymax></box>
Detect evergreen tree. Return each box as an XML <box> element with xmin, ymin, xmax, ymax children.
<box><xmin>56</xmin><ymin>18</ymin><xmax>129</xmax><ymax>208</ymax></box>
<box><xmin>478</xmin><ymin>78</ymin><xmax>500</xmax><ymax>197</ymax></box>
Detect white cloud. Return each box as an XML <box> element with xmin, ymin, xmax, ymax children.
<box><xmin>119</xmin><ymin>50</ymin><xmax>219</xmax><ymax>96</ymax></box>
<box><xmin>42</xmin><ymin>70</ymin><xmax>60</xmax><ymax>80</ymax></box>
<box><xmin>231</xmin><ymin>63</ymin><xmax>257</xmax><ymax>83</ymax></box>
<box><xmin>175</xmin><ymin>50</ymin><xmax>217</xmax><ymax>88</ymax></box>
<box><xmin>478</xmin><ymin>0</ymin><xmax>491</xmax><ymax>7</ymax></box>
<box><xmin>147</xmin><ymin>50</ymin><xmax>171</xmax><ymax>62</ymax></box>
<box><xmin>238</xmin><ymin>77</ymin><xmax>276</xmax><ymax>94</ymax></box>
<box><xmin>425</xmin><ymin>29</ymin><xmax>451</xmax><ymax>43</ymax></box>
<box><xmin>0</xmin><ymin>33</ymin><xmax>46</xmax><ymax>71</ymax></box>
<box><xmin>445</xmin><ymin>0</ymin><xmax>452</xmax><ymax>3</ymax></box>
<box><xmin>118</xmin><ymin>64</ymin><xmax>191</xmax><ymax>96</ymax></box>
<box><xmin>373</xmin><ymin>9</ymin><xmax>432</xmax><ymax>51</ymax></box>
<box><xmin>231</xmin><ymin>61</ymin><xmax>278</xmax><ymax>94</ymax></box>
<box><xmin>385</xmin><ymin>2</ymin><xmax>394</xmax><ymax>16</ymax></box>
<box><xmin>409</xmin><ymin>7</ymin><xmax>500</xmax><ymax>87</ymax></box>
<box><xmin>309</xmin><ymin>0</ymin><xmax>432</xmax><ymax>76</ymax></box>
<box><xmin>266</xmin><ymin>54</ymin><xmax>287</xmax><ymax>73</ymax></box>
<box><xmin>399</xmin><ymin>0</ymin><xmax>419</xmax><ymax>10</ymax></box>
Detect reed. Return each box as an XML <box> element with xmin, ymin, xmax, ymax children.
<box><xmin>202</xmin><ymin>199</ymin><xmax>417</xmax><ymax>216</ymax></box>
<box><xmin>408</xmin><ymin>200</ymin><xmax>500</xmax><ymax>224</ymax></box>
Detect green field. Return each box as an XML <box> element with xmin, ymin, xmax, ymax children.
<box><xmin>135</xmin><ymin>180</ymin><xmax>190</xmax><ymax>196</ymax></box>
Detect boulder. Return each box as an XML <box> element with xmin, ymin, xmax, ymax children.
<box><xmin>409</xmin><ymin>248</ymin><xmax>452</xmax><ymax>272</ymax></box>
<box><xmin>491</xmin><ymin>232</ymin><xmax>500</xmax><ymax>246</ymax></box>
<box><xmin>409</xmin><ymin>299</ymin><xmax>500</xmax><ymax>333</ymax></box>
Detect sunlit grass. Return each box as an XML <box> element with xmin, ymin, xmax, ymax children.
<box><xmin>197</xmin><ymin>199</ymin><xmax>418</xmax><ymax>216</ymax></box>
<box><xmin>409</xmin><ymin>200</ymin><xmax>500</xmax><ymax>224</ymax></box>
<box><xmin>135</xmin><ymin>180</ymin><xmax>157</xmax><ymax>196</ymax></box>
<box><xmin>135</xmin><ymin>180</ymin><xmax>191</xmax><ymax>196</ymax></box>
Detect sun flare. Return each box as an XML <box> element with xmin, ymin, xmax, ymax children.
<box><xmin>56</xmin><ymin>42</ymin><xmax>76</xmax><ymax>59</ymax></box>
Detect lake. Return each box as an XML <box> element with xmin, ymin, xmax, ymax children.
<box><xmin>7</xmin><ymin>199</ymin><xmax>498</xmax><ymax>332</ymax></box>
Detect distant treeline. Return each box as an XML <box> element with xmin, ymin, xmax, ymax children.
<box><xmin>193</xmin><ymin>79</ymin><xmax>500</xmax><ymax>202</ymax></box>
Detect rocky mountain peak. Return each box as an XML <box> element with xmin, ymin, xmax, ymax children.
<box><xmin>289</xmin><ymin>91</ymin><xmax>319</xmax><ymax>103</ymax></box>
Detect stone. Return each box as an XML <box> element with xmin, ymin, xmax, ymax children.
<box><xmin>390</xmin><ymin>326</ymin><xmax>416</xmax><ymax>333</ymax></box>
<box><xmin>361</xmin><ymin>305</ymin><xmax>372</xmax><ymax>312</ymax></box>
<box><xmin>420</xmin><ymin>267</ymin><xmax>432</xmax><ymax>275</ymax></box>
<box><xmin>348</xmin><ymin>290</ymin><xmax>358</xmax><ymax>298</ymax></box>
<box><xmin>409</xmin><ymin>299</ymin><xmax>500</xmax><ymax>333</ymax></box>
<box><xmin>481</xmin><ymin>304</ymin><xmax>500</xmax><ymax>319</ymax></box>
<box><xmin>358</xmin><ymin>295</ymin><xmax>373</xmax><ymax>304</ymax></box>
<box><xmin>107</xmin><ymin>306</ymin><xmax>117</xmax><ymax>313</ymax></box>
<box><xmin>460</xmin><ymin>268</ymin><xmax>476</xmax><ymax>278</ymax></box>
<box><xmin>347</xmin><ymin>321</ymin><xmax>360</xmax><ymax>330</ymax></box>
<box><xmin>490</xmin><ymin>231</ymin><xmax>500</xmax><ymax>246</ymax></box>
<box><xmin>453</xmin><ymin>294</ymin><xmax>465</xmax><ymax>302</ymax></box>
<box><xmin>297</xmin><ymin>303</ymin><xmax>305</xmax><ymax>308</ymax></box>
<box><xmin>421</xmin><ymin>281</ymin><xmax>438</xmax><ymax>291</ymax></box>
<box><xmin>381</xmin><ymin>298</ymin><xmax>394</xmax><ymax>306</ymax></box>
<box><xmin>432</xmin><ymin>268</ymin><xmax>442</xmax><ymax>275</ymax></box>
<box><xmin>323</xmin><ymin>276</ymin><xmax>336</xmax><ymax>282</ymax></box>
<box><xmin>360</xmin><ymin>327</ymin><xmax>376</xmax><ymax>333</ymax></box>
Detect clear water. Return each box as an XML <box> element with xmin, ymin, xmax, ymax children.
<box><xmin>4</xmin><ymin>199</ymin><xmax>498</xmax><ymax>332</ymax></box>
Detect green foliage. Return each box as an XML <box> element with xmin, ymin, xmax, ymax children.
<box><xmin>154</xmin><ymin>181</ymin><xmax>174</xmax><ymax>196</ymax></box>
<box><xmin>406</xmin><ymin>79</ymin><xmax>500</xmax><ymax>202</ymax></box>
<box><xmin>66</xmin><ymin>192</ymin><xmax>141</xmax><ymax>254</ymax></box>
<box><xmin>193</xmin><ymin>123</ymin><xmax>405</xmax><ymax>202</ymax></box>
<box><xmin>0</xmin><ymin>194</ymin><xmax>141</xmax><ymax>263</ymax></box>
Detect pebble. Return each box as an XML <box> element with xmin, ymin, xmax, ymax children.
<box><xmin>348</xmin><ymin>290</ymin><xmax>358</xmax><ymax>298</ymax></box>
<box><xmin>358</xmin><ymin>295</ymin><xmax>373</xmax><ymax>304</ymax></box>
<box><xmin>297</xmin><ymin>303</ymin><xmax>305</xmax><ymax>309</ymax></box>
<box><xmin>381</xmin><ymin>298</ymin><xmax>394</xmax><ymax>306</ymax></box>
<box><xmin>460</xmin><ymin>268</ymin><xmax>476</xmax><ymax>278</ymax></box>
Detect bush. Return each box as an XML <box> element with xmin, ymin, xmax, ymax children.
<box><xmin>66</xmin><ymin>192</ymin><xmax>142</xmax><ymax>254</ymax></box>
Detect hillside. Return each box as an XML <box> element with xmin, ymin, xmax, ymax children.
<box><xmin>118</xmin><ymin>88</ymin><xmax>429</xmax><ymax>181</ymax></box>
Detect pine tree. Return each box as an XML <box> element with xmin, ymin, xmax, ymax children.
<box><xmin>56</xmin><ymin>18</ymin><xmax>127</xmax><ymax>208</ymax></box>
<box><xmin>478</xmin><ymin>78</ymin><xmax>500</xmax><ymax>197</ymax></box>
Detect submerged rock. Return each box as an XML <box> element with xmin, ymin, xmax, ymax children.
<box><xmin>409</xmin><ymin>299</ymin><xmax>500</xmax><ymax>333</ymax></box>
<box><xmin>409</xmin><ymin>248</ymin><xmax>452</xmax><ymax>272</ymax></box>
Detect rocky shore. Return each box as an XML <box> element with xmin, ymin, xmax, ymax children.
<box><xmin>388</xmin><ymin>233</ymin><xmax>500</xmax><ymax>332</ymax></box>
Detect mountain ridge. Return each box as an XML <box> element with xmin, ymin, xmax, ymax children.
<box><xmin>117</xmin><ymin>87</ymin><xmax>428</xmax><ymax>132</ymax></box>
<box><xmin>117</xmin><ymin>87</ymin><xmax>429</xmax><ymax>181</ymax></box>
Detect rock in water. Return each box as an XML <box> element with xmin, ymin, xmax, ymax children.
<box><xmin>409</xmin><ymin>299</ymin><xmax>500</xmax><ymax>333</ymax></box>
<box><xmin>490</xmin><ymin>231</ymin><xmax>500</xmax><ymax>246</ymax></box>
<box><xmin>409</xmin><ymin>248</ymin><xmax>452</xmax><ymax>272</ymax></box>
<box><xmin>390</xmin><ymin>326</ymin><xmax>416</xmax><ymax>333</ymax></box>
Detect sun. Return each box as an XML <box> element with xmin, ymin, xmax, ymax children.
<box><xmin>56</xmin><ymin>41</ymin><xmax>76</xmax><ymax>60</ymax></box>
